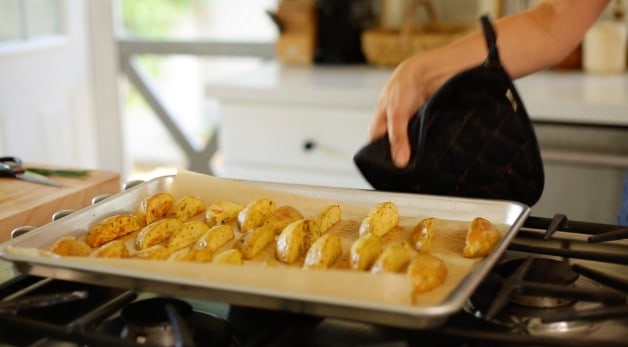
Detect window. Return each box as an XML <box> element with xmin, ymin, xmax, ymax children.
<box><xmin>0</xmin><ymin>0</ymin><xmax>63</xmax><ymax>43</ymax></box>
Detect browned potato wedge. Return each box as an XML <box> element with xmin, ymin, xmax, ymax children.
<box><xmin>93</xmin><ymin>239</ymin><xmax>130</xmax><ymax>258</ymax></box>
<box><xmin>168</xmin><ymin>195</ymin><xmax>206</xmax><ymax>222</ymax></box>
<box><xmin>176</xmin><ymin>248</ymin><xmax>211</xmax><ymax>263</ymax></box>
<box><xmin>195</xmin><ymin>224</ymin><xmax>234</xmax><ymax>254</ymax></box>
<box><xmin>134</xmin><ymin>245</ymin><xmax>172</xmax><ymax>260</ymax></box>
<box><xmin>463</xmin><ymin>217</ymin><xmax>502</xmax><ymax>258</ymax></box>
<box><xmin>238</xmin><ymin>198</ymin><xmax>276</xmax><ymax>233</ymax></box>
<box><xmin>235</xmin><ymin>226</ymin><xmax>275</xmax><ymax>259</ymax></box>
<box><xmin>371</xmin><ymin>242</ymin><xmax>414</xmax><ymax>273</ymax></box>
<box><xmin>314</xmin><ymin>204</ymin><xmax>342</xmax><ymax>234</ymax></box>
<box><xmin>135</xmin><ymin>219</ymin><xmax>183</xmax><ymax>250</ymax></box>
<box><xmin>136</xmin><ymin>192</ymin><xmax>175</xmax><ymax>225</ymax></box>
<box><xmin>146</xmin><ymin>246</ymin><xmax>174</xmax><ymax>260</ymax></box>
<box><xmin>167</xmin><ymin>220</ymin><xmax>209</xmax><ymax>251</ymax></box>
<box><xmin>303</xmin><ymin>232</ymin><xmax>342</xmax><ymax>269</ymax></box>
<box><xmin>86</xmin><ymin>214</ymin><xmax>142</xmax><ymax>248</ymax></box>
<box><xmin>349</xmin><ymin>232</ymin><xmax>383</xmax><ymax>271</ymax></box>
<box><xmin>358</xmin><ymin>202</ymin><xmax>399</xmax><ymax>237</ymax></box>
<box><xmin>302</xmin><ymin>219</ymin><xmax>321</xmax><ymax>251</ymax></box>
<box><xmin>206</xmin><ymin>201</ymin><xmax>245</xmax><ymax>226</ymax></box>
<box><xmin>407</xmin><ymin>254</ymin><xmax>447</xmax><ymax>294</ymax></box>
<box><xmin>212</xmin><ymin>249</ymin><xmax>243</xmax><ymax>265</ymax></box>
<box><xmin>276</xmin><ymin>219</ymin><xmax>308</xmax><ymax>264</ymax></box>
<box><xmin>50</xmin><ymin>236</ymin><xmax>93</xmax><ymax>256</ymax></box>
<box><xmin>263</xmin><ymin>205</ymin><xmax>304</xmax><ymax>234</ymax></box>
<box><xmin>410</xmin><ymin>217</ymin><xmax>434</xmax><ymax>254</ymax></box>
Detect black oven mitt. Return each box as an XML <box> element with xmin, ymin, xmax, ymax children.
<box><xmin>353</xmin><ymin>15</ymin><xmax>544</xmax><ymax>206</ymax></box>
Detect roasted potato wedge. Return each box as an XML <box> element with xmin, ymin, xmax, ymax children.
<box><xmin>410</xmin><ymin>217</ymin><xmax>435</xmax><ymax>254</ymax></box>
<box><xmin>371</xmin><ymin>242</ymin><xmax>414</xmax><ymax>273</ymax></box>
<box><xmin>349</xmin><ymin>232</ymin><xmax>383</xmax><ymax>271</ymax></box>
<box><xmin>358</xmin><ymin>202</ymin><xmax>399</xmax><ymax>237</ymax></box>
<box><xmin>50</xmin><ymin>236</ymin><xmax>93</xmax><ymax>256</ymax></box>
<box><xmin>136</xmin><ymin>192</ymin><xmax>175</xmax><ymax>225</ymax></box>
<box><xmin>212</xmin><ymin>249</ymin><xmax>243</xmax><ymax>265</ymax></box>
<box><xmin>135</xmin><ymin>219</ymin><xmax>184</xmax><ymax>250</ymax></box>
<box><xmin>314</xmin><ymin>204</ymin><xmax>342</xmax><ymax>234</ymax></box>
<box><xmin>93</xmin><ymin>239</ymin><xmax>130</xmax><ymax>258</ymax></box>
<box><xmin>235</xmin><ymin>225</ymin><xmax>275</xmax><ymax>259</ymax></box>
<box><xmin>85</xmin><ymin>214</ymin><xmax>142</xmax><ymax>248</ymax></box>
<box><xmin>276</xmin><ymin>219</ymin><xmax>308</xmax><ymax>264</ymax></box>
<box><xmin>168</xmin><ymin>195</ymin><xmax>206</xmax><ymax>222</ymax></box>
<box><xmin>463</xmin><ymin>217</ymin><xmax>502</xmax><ymax>258</ymax></box>
<box><xmin>303</xmin><ymin>232</ymin><xmax>343</xmax><ymax>269</ymax></box>
<box><xmin>407</xmin><ymin>254</ymin><xmax>447</xmax><ymax>294</ymax></box>
<box><xmin>176</xmin><ymin>247</ymin><xmax>211</xmax><ymax>263</ymax></box>
<box><xmin>206</xmin><ymin>201</ymin><xmax>245</xmax><ymax>226</ymax></box>
<box><xmin>263</xmin><ymin>205</ymin><xmax>304</xmax><ymax>234</ymax></box>
<box><xmin>134</xmin><ymin>245</ymin><xmax>172</xmax><ymax>260</ymax></box>
<box><xmin>238</xmin><ymin>198</ymin><xmax>276</xmax><ymax>233</ymax></box>
<box><xmin>167</xmin><ymin>220</ymin><xmax>209</xmax><ymax>251</ymax></box>
<box><xmin>196</xmin><ymin>224</ymin><xmax>234</xmax><ymax>254</ymax></box>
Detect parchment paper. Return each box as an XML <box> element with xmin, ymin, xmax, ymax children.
<box><xmin>6</xmin><ymin>170</ymin><xmax>507</xmax><ymax>308</ymax></box>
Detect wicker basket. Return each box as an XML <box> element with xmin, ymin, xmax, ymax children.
<box><xmin>362</xmin><ymin>0</ymin><xmax>473</xmax><ymax>66</ymax></box>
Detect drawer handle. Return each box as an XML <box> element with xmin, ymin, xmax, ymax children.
<box><xmin>303</xmin><ymin>140</ymin><xmax>316</xmax><ymax>151</ymax></box>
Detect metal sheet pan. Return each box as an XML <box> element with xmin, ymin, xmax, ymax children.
<box><xmin>0</xmin><ymin>173</ymin><xmax>529</xmax><ymax>329</ymax></box>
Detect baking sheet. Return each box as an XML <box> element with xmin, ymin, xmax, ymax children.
<box><xmin>0</xmin><ymin>170</ymin><xmax>529</xmax><ymax>329</ymax></box>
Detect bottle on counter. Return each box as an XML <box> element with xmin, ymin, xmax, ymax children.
<box><xmin>582</xmin><ymin>0</ymin><xmax>627</xmax><ymax>74</ymax></box>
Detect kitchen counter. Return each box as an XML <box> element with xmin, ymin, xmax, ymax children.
<box><xmin>0</xmin><ymin>166</ymin><xmax>120</xmax><ymax>243</ymax></box>
<box><xmin>206</xmin><ymin>60</ymin><xmax>628</xmax><ymax>126</ymax></box>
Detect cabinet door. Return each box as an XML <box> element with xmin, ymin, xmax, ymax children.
<box><xmin>219</xmin><ymin>103</ymin><xmax>372</xmax><ymax>187</ymax></box>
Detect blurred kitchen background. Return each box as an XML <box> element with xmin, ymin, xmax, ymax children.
<box><xmin>1</xmin><ymin>0</ymin><xmax>627</xmax><ymax>224</ymax></box>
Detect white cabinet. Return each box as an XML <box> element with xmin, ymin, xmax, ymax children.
<box><xmin>210</xmin><ymin>62</ymin><xmax>388</xmax><ymax>189</ymax></box>
<box><xmin>219</xmin><ymin>102</ymin><xmax>371</xmax><ymax>189</ymax></box>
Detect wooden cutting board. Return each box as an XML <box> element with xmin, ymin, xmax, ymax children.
<box><xmin>0</xmin><ymin>166</ymin><xmax>120</xmax><ymax>243</ymax></box>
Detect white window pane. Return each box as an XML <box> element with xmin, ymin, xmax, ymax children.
<box><xmin>25</xmin><ymin>0</ymin><xmax>61</xmax><ymax>37</ymax></box>
<box><xmin>0</xmin><ymin>0</ymin><xmax>22</xmax><ymax>41</ymax></box>
<box><xmin>119</xmin><ymin>0</ymin><xmax>278</xmax><ymax>41</ymax></box>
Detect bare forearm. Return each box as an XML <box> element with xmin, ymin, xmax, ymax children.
<box><xmin>411</xmin><ymin>0</ymin><xmax>610</xmax><ymax>91</ymax></box>
<box><xmin>368</xmin><ymin>0</ymin><xmax>610</xmax><ymax>168</ymax></box>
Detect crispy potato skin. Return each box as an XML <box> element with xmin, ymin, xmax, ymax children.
<box><xmin>371</xmin><ymin>242</ymin><xmax>414</xmax><ymax>273</ymax></box>
<box><xmin>410</xmin><ymin>218</ymin><xmax>435</xmax><ymax>254</ymax></box>
<box><xmin>167</xmin><ymin>220</ymin><xmax>209</xmax><ymax>251</ymax></box>
<box><xmin>195</xmin><ymin>224</ymin><xmax>234</xmax><ymax>254</ymax></box>
<box><xmin>169</xmin><ymin>196</ymin><xmax>206</xmax><ymax>222</ymax></box>
<box><xmin>135</xmin><ymin>219</ymin><xmax>184</xmax><ymax>250</ymax></box>
<box><xmin>137</xmin><ymin>192</ymin><xmax>175</xmax><ymax>225</ymax></box>
<box><xmin>303</xmin><ymin>233</ymin><xmax>342</xmax><ymax>269</ymax></box>
<box><xmin>264</xmin><ymin>206</ymin><xmax>304</xmax><ymax>234</ymax></box>
<box><xmin>51</xmin><ymin>236</ymin><xmax>93</xmax><ymax>257</ymax></box>
<box><xmin>349</xmin><ymin>232</ymin><xmax>383</xmax><ymax>271</ymax></box>
<box><xmin>235</xmin><ymin>226</ymin><xmax>275</xmax><ymax>259</ymax></box>
<box><xmin>463</xmin><ymin>217</ymin><xmax>501</xmax><ymax>258</ymax></box>
<box><xmin>276</xmin><ymin>219</ymin><xmax>307</xmax><ymax>264</ymax></box>
<box><xmin>206</xmin><ymin>201</ymin><xmax>245</xmax><ymax>226</ymax></box>
<box><xmin>85</xmin><ymin>214</ymin><xmax>142</xmax><ymax>248</ymax></box>
<box><xmin>358</xmin><ymin>202</ymin><xmax>399</xmax><ymax>237</ymax></box>
<box><xmin>238</xmin><ymin>198</ymin><xmax>276</xmax><ymax>233</ymax></box>
<box><xmin>93</xmin><ymin>240</ymin><xmax>130</xmax><ymax>258</ymax></box>
<box><xmin>212</xmin><ymin>249</ymin><xmax>243</xmax><ymax>265</ymax></box>
<box><xmin>407</xmin><ymin>254</ymin><xmax>447</xmax><ymax>294</ymax></box>
<box><xmin>314</xmin><ymin>204</ymin><xmax>342</xmax><ymax>234</ymax></box>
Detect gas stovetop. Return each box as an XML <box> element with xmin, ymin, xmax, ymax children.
<box><xmin>0</xmin><ymin>214</ymin><xmax>626</xmax><ymax>347</ymax></box>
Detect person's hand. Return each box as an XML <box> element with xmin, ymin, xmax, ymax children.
<box><xmin>367</xmin><ymin>55</ymin><xmax>445</xmax><ymax>168</ymax></box>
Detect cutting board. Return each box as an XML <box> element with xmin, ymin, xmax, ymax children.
<box><xmin>0</xmin><ymin>167</ymin><xmax>120</xmax><ymax>243</ymax></box>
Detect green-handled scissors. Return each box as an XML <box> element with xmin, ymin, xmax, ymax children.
<box><xmin>0</xmin><ymin>156</ymin><xmax>62</xmax><ymax>187</ymax></box>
